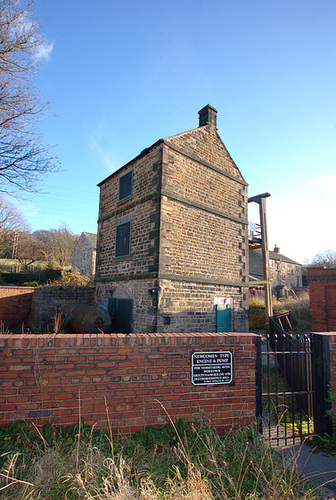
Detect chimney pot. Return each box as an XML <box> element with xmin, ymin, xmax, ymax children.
<box><xmin>198</xmin><ymin>104</ymin><xmax>218</xmax><ymax>128</ymax></box>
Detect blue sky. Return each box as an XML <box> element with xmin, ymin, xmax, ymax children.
<box><xmin>16</xmin><ymin>0</ymin><xmax>336</xmax><ymax>264</ymax></box>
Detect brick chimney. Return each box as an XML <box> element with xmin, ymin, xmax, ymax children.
<box><xmin>274</xmin><ymin>245</ymin><xmax>280</xmax><ymax>254</ymax></box>
<box><xmin>198</xmin><ymin>104</ymin><xmax>218</xmax><ymax>128</ymax></box>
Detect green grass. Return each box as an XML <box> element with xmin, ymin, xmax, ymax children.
<box><xmin>0</xmin><ymin>419</ymin><xmax>320</xmax><ymax>499</ymax></box>
<box><xmin>0</xmin><ymin>258</ymin><xmax>48</xmax><ymax>272</ymax></box>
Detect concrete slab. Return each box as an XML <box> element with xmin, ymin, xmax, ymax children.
<box><xmin>282</xmin><ymin>443</ymin><xmax>336</xmax><ymax>499</ymax></box>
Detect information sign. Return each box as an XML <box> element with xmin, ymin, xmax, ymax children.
<box><xmin>191</xmin><ymin>351</ymin><xmax>233</xmax><ymax>385</ymax></box>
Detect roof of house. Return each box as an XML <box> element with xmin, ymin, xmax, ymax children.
<box><xmin>82</xmin><ymin>232</ymin><xmax>97</xmax><ymax>248</ymax></box>
<box><xmin>250</xmin><ymin>247</ymin><xmax>301</xmax><ymax>266</ymax></box>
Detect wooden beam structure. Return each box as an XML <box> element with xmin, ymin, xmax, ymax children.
<box><xmin>248</xmin><ymin>192</ymin><xmax>273</xmax><ymax>327</ymax></box>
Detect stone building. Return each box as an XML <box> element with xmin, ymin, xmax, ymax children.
<box><xmin>249</xmin><ymin>245</ymin><xmax>302</xmax><ymax>297</ymax></box>
<box><xmin>71</xmin><ymin>232</ymin><xmax>97</xmax><ymax>278</ymax></box>
<box><xmin>95</xmin><ymin>105</ymin><xmax>249</xmax><ymax>333</ymax></box>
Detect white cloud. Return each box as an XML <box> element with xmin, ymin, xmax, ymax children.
<box><xmin>89</xmin><ymin>124</ymin><xmax>121</xmax><ymax>173</ymax></box>
<box><xmin>34</xmin><ymin>42</ymin><xmax>54</xmax><ymax>62</ymax></box>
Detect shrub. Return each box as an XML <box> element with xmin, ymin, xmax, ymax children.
<box><xmin>50</xmin><ymin>270</ymin><xmax>94</xmax><ymax>287</ymax></box>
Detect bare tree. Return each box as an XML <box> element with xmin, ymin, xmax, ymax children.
<box><xmin>0</xmin><ymin>0</ymin><xmax>58</xmax><ymax>195</ymax></box>
<box><xmin>34</xmin><ymin>224</ymin><xmax>79</xmax><ymax>268</ymax></box>
<box><xmin>16</xmin><ymin>230</ymin><xmax>44</xmax><ymax>268</ymax></box>
<box><xmin>0</xmin><ymin>194</ymin><xmax>30</xmax><ymax>257</ymax></box>
<box><xmin>311</xmin><ymin>249</ymin><xmax>336</xmax><ymax>268</ymax></box>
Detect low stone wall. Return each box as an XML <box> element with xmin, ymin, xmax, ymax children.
<box><xmin>0</xmin><ymin>332</ymin><xmax>259</xmax><ymax>434</ymax></box>
<box><xmin>249</xmin><ymin>305</ymin><xmax>267</xmax><ymax>331</ymax></box>
<box><xmin>30</xmin><ymin>286</ymin><xmax>95</xmax><ymax>333</ymax></box>
<box><xmin>0</xmin><ymin>286</ymin><xmax>35</xmax><ymax>326</ymax></box>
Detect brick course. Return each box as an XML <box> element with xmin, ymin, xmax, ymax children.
<box><xmin>0</xmin><ymin>332</ymin><xmax>258</xmax><ymax>434</ymax></box>
<box><xmin>308</xmin><ymin>267</ymin><xmax>336</xmax><ymax>331</ymax></box>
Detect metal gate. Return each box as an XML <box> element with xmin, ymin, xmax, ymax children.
<box><xmin>256</xmin><ymin>313</ymin><xmax>314</xmax><ymax>446</ymax></box>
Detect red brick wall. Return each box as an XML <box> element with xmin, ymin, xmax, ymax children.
<box><xmin>0</xmin><ymin>286</ymin><xmax>35</xmax><ymax>326</ymax></box>
<box><xmin>329</xmin><ymin>334</ymin><xmax>336</xmax><ymax>432</ymax></box>
<box><xmin>0</xmin><ymin>332</ymin><xmax>258</xmax><ymax>434</ymax></box>
<box><xmin>308</xmin><ymin>268</ymin><xmax>336</xmax><ymax>331</ymax></box>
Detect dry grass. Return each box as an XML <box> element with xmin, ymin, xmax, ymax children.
<box><xmin>250</xmin><ymin>291</ymin><xmax>311</xmax><ymax>333</ymax></box>
<box><xmin>273</xmin><ymin>292</ymin><xmax>311</xmax><ymax>332</ymax></box>
<box><xmin>0</xmin><ymin>420</ymin><xmax>322</xmax><ymax>500</ymax></box>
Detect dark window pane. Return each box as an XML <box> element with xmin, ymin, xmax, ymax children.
<box><xmin>119</xmin><ymin>171</ymin><xmax>133</xmax><ymax>201</ymax></box>
<box><xmin>115</xmin><ymin>221</ymin><xmax>131</xmax><ymax>257</ymax></box>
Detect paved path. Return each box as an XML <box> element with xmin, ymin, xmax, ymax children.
<box><xmin>281</xmin><ymin>443</ymin><xmax>336</xmax><ymax>499</ymax></box>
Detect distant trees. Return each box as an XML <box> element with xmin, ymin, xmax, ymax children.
<box><xmin>0</xmin><ymin>197</ymin><xmax>79</xmax><ymax>268</ymax></box>
<box><xmin>0</xmin><ymin>0</ymin><xmax>58</xmax><ymax>195</ymax></box>
<box><xmin>311</xmin><ymin>250</ymin><xmax>336</xmax><ymax>268</ymax></box>
<box><xmin>0</xmin><ymin>195</ymin><xmax>30</xmax><ymax>257</ymax></box>
<box><xmin>33</xmin><ymin>225</ymin><xmax>79</xmax><ymax>268</ymax></box>
<box><xmin>16</xmin><ymin>231</ymin><xmax>44</xmax><ymax>268</ymax></box>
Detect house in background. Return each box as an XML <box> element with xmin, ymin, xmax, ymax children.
<box><xmin>249</xmin><ymin>245</ymin><xmax>302</xmax><ymax>297</ymax></box>
<box><xmin>71</xmin><ymin>232</ymin><xmax>97</xmax><ymax>278</ymax></box>
<box><xmin>95</xmin><ymin>105</ymin><xmax>249</xmax><ymax>333</ymax></box>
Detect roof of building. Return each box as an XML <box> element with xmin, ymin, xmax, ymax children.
<box><xmin>250</xmin><ymin>247</ymin><xmax>301</xmax><ymax>266</ymax></box>
<box><xmin>82</xmin><ymin>232</ymin><xmax>97</xmax><ymax>248</ymax></box>
<box><xmin>97</xmin><ymin>105</ymin><xmax>246</xmax><ymax>187</ymax></box>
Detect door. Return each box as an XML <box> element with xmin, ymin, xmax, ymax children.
<box><xmin>108</xmin><ymin>298</ymin><xmax>133</xmax><ymax>333</ymax></box>
<box><xmin>216</xmin><ymin>298</ymin><xmax>231</xmax><ymax>332</ymax></box>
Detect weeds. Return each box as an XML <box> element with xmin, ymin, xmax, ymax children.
<box><xmin>51</xmin><ymin>310</ymin><xmax>65</xmax><ymax>334</ymax></box>
<box><xmin>0</xmin><ymin>419</ymin><xmax>320</xmax><ymax>499</ymax></box>
<box><xmin>0</xmin><ymin>322</ymin><xmax>10</xmax><ymax>335</ymax></box>
<box><xmin>250</xmin><ymin>292</ymin><xmax>311</xmax><ymax>333</ymax></box>
<box><xmin>273</xmin><ymin>292</ymin><xmax>311</xmax><ymax>332</ymax></box>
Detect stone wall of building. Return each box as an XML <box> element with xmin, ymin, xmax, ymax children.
<box><xmin>72</xmin><ymin>234</ymin><xmax>96</xmax><ymax>278</ymax></box>
<box><xmin>30</xmin><ymin>286</ymin><xmax>95</xmax><ymax>333</ymax></box>
<box><xmin>157</xmin><ymin>121</ymin><xmax>248</xmax><ymax>333</ymax></box>
<box><xmin>96</xmin><ymin>278</ymin><xmax>158</xmax><ymax>332</ymax></box>
<box><xmin>157</xmin><ymin>279</ymin><xmax>248</xmax><ymax>333</ymax></box>
<box><xmin>96</xmin><ymin>143</ymin><xmax>162</xmax><ymax>284</ymax></box>
<box><xmin>249</xmin><ymin>248</ymin><xmax>302</xmax><ymax>296</ymax></box>
<box><xmin>95</xmin><ymin>107</ymin><xmax>249</xmax><ymax>333</ymax></box>
<box><xmin>159</xmin><ymin>196</ymin><xmax>245</xmax><ymax>282</ymax></box>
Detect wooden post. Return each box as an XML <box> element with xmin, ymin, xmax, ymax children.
<box><xmin>248</xmin><ymin>193</ymin><xmax>273</xmax><ymax>328</ymax></box>
<box><xmin>259</xmin><ymin>196</ymin><xmax>273</xmax><ymax>325</ymax></box>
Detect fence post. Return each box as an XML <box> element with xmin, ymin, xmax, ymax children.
<box><xmin>312</xmin><ymin>333</ymin><xmax>333</xmax><ymax>436</ymax></box>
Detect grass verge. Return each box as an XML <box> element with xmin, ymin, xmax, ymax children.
<box><xmin>0</xmin><ymin>419</ymin><xmax>321</xmax><ymax>499</ymax></box>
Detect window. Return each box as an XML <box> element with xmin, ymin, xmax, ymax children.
<box><xmin>115</xmin><ymin>221</ymin><xmax>131</xmax><ymax>257</ymax></box>
<box><xmin>119</xmin><ymin>170</ymin><xmax>133</xmax><ymax>201</ymax></box>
